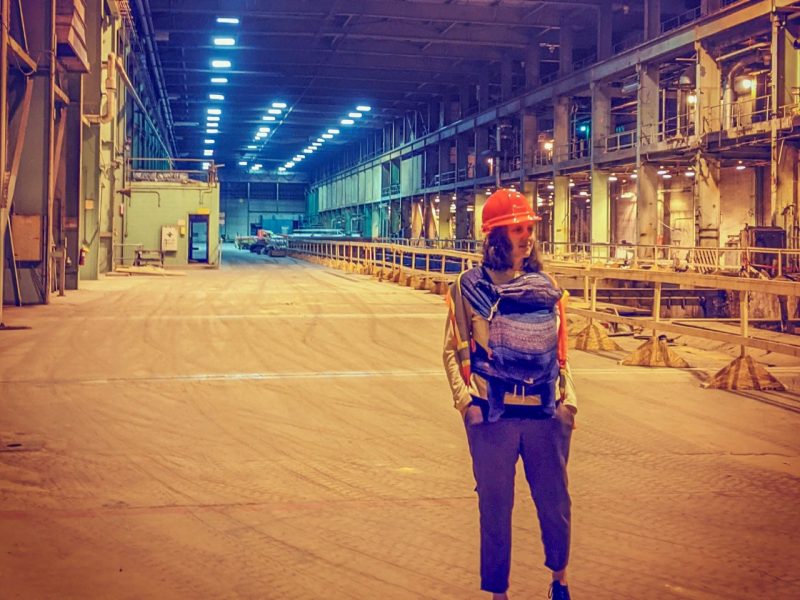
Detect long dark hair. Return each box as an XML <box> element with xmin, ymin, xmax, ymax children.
<box><xmin>481</xmin><ymin>225</ymin><xmax>543</xmax><ymax>272</ymax></box>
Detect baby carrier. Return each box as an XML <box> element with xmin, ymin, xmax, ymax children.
<box><xmin>459</xmin><ymin>267</ymin><xmax>563</xmax><ymax>421</ymax></box>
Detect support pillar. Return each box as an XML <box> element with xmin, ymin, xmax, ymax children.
<box><xmin>636</xmin><ymin>163</ymin><xmax>660</xmax><ymax>248</ymax></box>
<box><xmin>695</xmin><ymin>42</ymin><xmax>721</xmax><ymax>134</ymax></box>
<box><xmin>12</xmin><ymin>0</ymin><xmax>55</xmax><ymax>304</ymax></box>
<box><xmin>770</xmin><ymin>13</ymin><xmax>799</xmax><ymax>228</ymax></box>
<box><xmin>478</xmin><ymin>71</ymin><xmax>490</xmax><ymax>111</ymax></box>
<box><xmin>553</xmin><ymin>176</ymin><xmax>570</xmax><ymax>253</ymax></box>
<box><xmin>501</xmin><ymin>57</ymin><xmax>513</xmax><ymax>100</ymax></box>
<box><xmin>525</xmin><ymin>44</ymin><xmax>540</xmax><ymax>88</ymax></box>
<box><xmin>695</xmin><ymin>153</ymin><xmax>721</xmax><ymax>247</ymax></box>
<box><xmin>410</xmin><ymin>199</ymin><xmax>423</xmax><ymax>239</ymax></box>
<box><xmin>521</xmin><ymin>109</ymin><xmax>538</xmax><ymax>171</ymax></box>
<box><xmin>475</xmin><ymin>126</ymin><xmax>490</xmax><ymax>179</ymax></box>
<box><xmin>553</xmin><ymin>96</ymin><xmax>570</xmax><ymax>166</ymax></box>
<box><xmin>559</xmin><ymin>15</ymin><xmax>573</xmax><ymax>77</ymax></box>
<box><xmin>597</xmin><ymin>1</ymin><xmax>613</xmax><ymax>61</ymax></box>
<box><xmin>474</xmin><ymin>191</ymin><xmax>488</xmax><ymax>240</ymax></box>
<box><xmin>591</xmin><ymin>82</ymin><xmax>611</xmax><ymax>159</ymax></box>
<box><xmin>459</xmin><ymin>85</ymin><xmax>471</xmax><ymax>119</ymax></box>
<box><xmin>637</xmin><ymin>63</ymin><xmax>659</xmax><ymax>145</ymax></box>
<box><xmin>438</xmin><ymin>197</ymin><xmax>453</xmax><ymax>240</ymax></box>
<box><xmin>644</xmin><ymin>0</ymin><xmax>661</xmax><ymax>41</ymax></box>
<box><xmin>424</xmin><ymin>197</ymin><xmax>437</xmax><ymax>239</ymax></box>
<box><xmin>591</xmin><ymin>171</ymin><xmax>610</xmax><ymax>259</ymax></box>
<box><xmin>0</xmin><ymin>0</ymin><xmax>9</xmax><ymax>322</ymax></box>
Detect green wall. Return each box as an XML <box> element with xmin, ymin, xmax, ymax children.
<box><xmin>126</xmin><ymin>182</ymin><xmax>220</xmax><ymax>266</ymax></box>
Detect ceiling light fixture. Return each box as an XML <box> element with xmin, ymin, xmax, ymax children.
<box><xmin>267</xmin><ymin>108</ymin><xmax>282</xmax><ymax>115</ymax></box>
<box><xmin>356</xmin><ymin>105</ymin><xmax>371</xmax><ymax>112</ymax></box>
<box><xmin>262</xmin><ymin>116</ymin><xmax>276</xmax><ymax>121</ymax></box>
<box><xmin>204</xmin><ymin>139</ymin><xmax>214</xmax><ymax>144</ymax></box>
<box><xmin>238</xmin><ymin>161</ymin><xmax>247</xmax><ymax>166</ymax></box>
<box><xmin>207</xmin><ymin>108</ymin><xmax>222</xmax><ymax>115</ymax></box>
<box><xmin>209</xmin><ymin>93</ymin><xmax>224</xmax><ymax>101</ymax></box>
<box><xmin>272</xmin><ymin>102</ymin><xmax>287</xmax><ymax>109</ymax></box>
<box><xmin>322</xmin><ymin>133</ymin><xmax>333</xmax><ymax>139</ymax></box>
<box><xmin>210</xmin><ymin>77</ymin><xmax>228</xmax><ymax>84</ymax></box>
<box><xmin>348</xmin><ymin>112</ymin><xmax>362</xmax><ymax>118</ymax></box>
<box><xmin>213</xmin><ymin>37</ymin><xmax>236</xmax><ymax>46</ymax></box>
<box><xmin>340</xmin><ymin>118</ymin><xmax>355</xmax><ymax>125</ymax></box>
<box><xmin>206</xmin><ymin>128</ymin><xmax>219</xmax><ymax>134</ymax></box>
<box><xmin>211</xmin><ymin>60</ymin><xmax>231</xmax><ymax>68</ymax></box>
<box><xmin>327</xmin><ymin>128</ymin><xmax>340</xmax><ymax>134</ymax></box>
<box><xmin>216</xmin><ymin>17</ymin><xmax>240</xmax><ymax>24</ymax></box>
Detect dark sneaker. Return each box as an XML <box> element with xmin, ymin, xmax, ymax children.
<box><xmin>549</xmin><ymin>581</ymin><xmax>571</xmax><ymax>600</ymax></box>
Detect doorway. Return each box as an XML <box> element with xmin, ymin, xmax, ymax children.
<box><xmin>189</xmin><ymin>214</ymin><xmax>209</xmax><ymax>263</ymax></box>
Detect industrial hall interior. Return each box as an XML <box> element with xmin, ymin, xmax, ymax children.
<box><xmin>2</xmin><ymin>0</ymin><xmax>800</xmax><ymax>599</ymax></box>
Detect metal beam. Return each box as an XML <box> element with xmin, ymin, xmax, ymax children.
<box><xmin>149</xmin><ymin>0</ymin><xmax>581</xmax><ymax>28</ymax></box>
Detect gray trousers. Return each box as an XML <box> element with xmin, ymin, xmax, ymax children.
<box><xmin>465</xmin><ymin>404</ymin><xmax>573</xmax><ymax>594</ymax></box>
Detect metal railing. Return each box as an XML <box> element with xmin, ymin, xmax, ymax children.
<box><xmin>572</xmin><ymin>53</ymin><xmax>597</xmax><ymax>72</ymax></box>
<box><xmin>612</xmin><ymin>33</ymin><xmax>643</xmax><ymax>54</ymax></box>
<box><xmin>286</xmin><ymin>238</ymin><xmax>800</xmax><ymax>360</ymax></box>
<box><xmin>527</xmin><ymin>150</ymin><xmax>554</xmax><ymax>168</ymax></box>
<box><xmin>380</xmin><ymin>183</ymin><xmax>400</xmax><ymax>197</ymax></box>
<box><xmin>702</xmin><ymin>93</ymin><xmax>773</xmax><ymax>133</ymax></box>
<box><xmin>601</xmin><ymin>129</ymin><xmax>637</xmax><ymax>153</ymax></box>
<box><xmin>539</xmin><ymin>241</ymin><xmax>800</xmax><ymax>278</ymax></box>
<box><xmin>660</xmin><ymin>6</ymin><xmax>702</xmax><ymax>34</ymax></box>
<box><xmin>554</xmin><ymin>139</ymin><xmax>591</xmax><ymax>162</ymax></box>
<box><xmin>127</xmin><ymin>157</ymin><xmax>217</xmax><ymax>184</ymax></box>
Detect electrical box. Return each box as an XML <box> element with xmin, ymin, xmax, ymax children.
<box><xmin>11</xmin><ymin>215</ymin><xmax>43</xmax><ymax>262</ymax></box>
<box><xmin>161</xmin><ymin>225</ymin><xmax>179</xmax><ymax>252</ymax></box>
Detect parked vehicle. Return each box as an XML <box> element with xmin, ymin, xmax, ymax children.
<box><xmin>249</xmin><ymin>232</ymin><xmax>288</xmax><ymax>257</ymax></box>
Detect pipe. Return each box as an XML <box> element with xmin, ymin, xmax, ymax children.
<box><xmin>113</xmin><ymin>55</ymin><xmax>170</xmax><ymax>158</ymax></box>
<box><xmin>133</xmin><ymin>0</ymin><xmax>176</xmax><ymax>153</ymax></box>
<box><xmin>722</xmin><ymin>56</ymin><xmax>760</xmax><ymax>129</ymax></box>
<box><xmin>85</xmin><ymin>53</ymin><xmax>117</xmax><ymax>124</ymax></box>
<box><xmin>716</xmin><ymin>42</ymin><xmax>769</xmax><ymax>63</ymax></box>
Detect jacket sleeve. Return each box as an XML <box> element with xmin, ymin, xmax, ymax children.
<box><xmin>442</xmin><ymin>298</ymin><xmax>473</xmax><ymax>415</ymax></box>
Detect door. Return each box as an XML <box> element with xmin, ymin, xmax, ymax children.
<box><xmin>189</xmin><ymin>214</ymin><xmax>209</xmax><ymax>263</ymax></box>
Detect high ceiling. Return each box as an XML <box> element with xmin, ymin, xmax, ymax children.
<box><xmin>144</xmin><ymin>0</ymin><xmax>647</xmax><ymax>177</ymax></box>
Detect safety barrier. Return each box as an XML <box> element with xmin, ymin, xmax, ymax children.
<box><xmin>287</xmin><ymin>237</ymin><xmax>800</xmax><ymax>390</ymax></box>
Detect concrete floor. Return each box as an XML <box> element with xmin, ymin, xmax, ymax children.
<box><xmin>1</xmin><ymin>246</ymin><xmax>799</xmax><ymax>600</ymax></box>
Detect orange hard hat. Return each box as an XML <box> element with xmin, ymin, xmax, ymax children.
<box><xmin>481</xmin><ymin>188</ymin><xmax>541</xmax><ymax>233</ymax></box>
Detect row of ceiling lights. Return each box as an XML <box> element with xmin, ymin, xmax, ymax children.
<box><xmin>199</xmin><ymin>17</ymin><xmax>241</xmax><ymax>168</ymax></box>
<box><xmin>277</xmin><ymin>105</ymin><xmax>372</xmax><ymax>174</ymax></box>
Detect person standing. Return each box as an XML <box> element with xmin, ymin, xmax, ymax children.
<box><xmin>442</xmin><ymin>188</ymin><xmax>576</xmax><ymax>600</ymax></box>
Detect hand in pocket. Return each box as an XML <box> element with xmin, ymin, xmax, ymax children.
<box><xmin>463</xmin><ymin>404</ymin><xmax>484</xmax><ymax>426</ymax></box>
